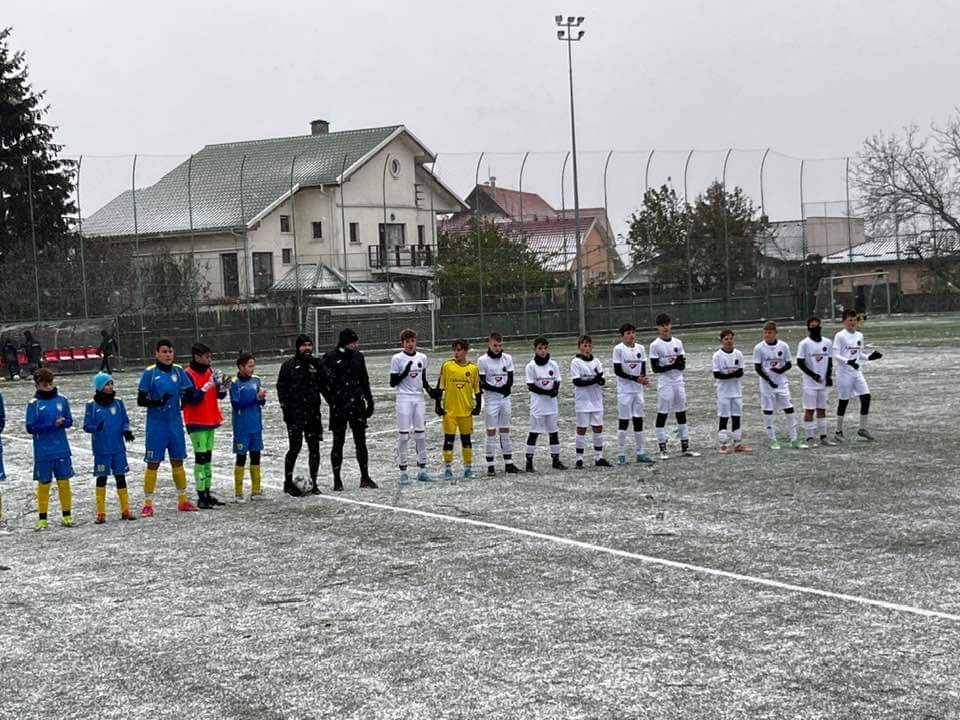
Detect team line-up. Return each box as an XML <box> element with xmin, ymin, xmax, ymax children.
<box><xmin>0</xmin><ymin>310</ymin><xmax>881</xmax><ymax>531</ymax></box>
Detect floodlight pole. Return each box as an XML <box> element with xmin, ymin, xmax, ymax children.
<box><xmin>557</xmin><ymin>14</ymin><xmax>587</xmax><ymax>335</ymax></box>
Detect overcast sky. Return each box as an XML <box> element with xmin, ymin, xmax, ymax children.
<box><xmin>7</xmin><ymin>0</ymin><xmax>958</xmax><ymax>225</ymax></box>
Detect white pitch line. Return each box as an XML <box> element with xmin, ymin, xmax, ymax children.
<box><xmin>5</xmin><ymin>433</ymin><xmax>960</xmax><ymax>624</ymax></box>
<box><xmin>314</xmin><ymin>494</ymin><xmax>960</xmax><ymax>624</ymax></box>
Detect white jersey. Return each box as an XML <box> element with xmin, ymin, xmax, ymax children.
<box><xmin>570</xmin><ymin>354</ymin><xmax>604</xmax><ymax>413</ymax></box>
<box><xmin>833</xmin><ymin>329</ymin><xmax>867</xmax><ymax>375</ymax></box>
<box><xmin>752</xmin><ymin>340</ymin><xmax>791</xmax><ymax>389</ymax></box>
<box><xmin>797</xmin><ymin>337</ymin><xmax>832</xmax><ymax>390</ymax></box>
<box><xmin>390</xmin><ymin>350</ymin><xmax>429</xmax><ymax>398</ymax></box>
<box><xmin>477</xmin><ymin>351</ymin><xmax>514</xmax><ymax>393</ymax></box>
<box><xmin>712</xmin><ymin>348</ymin><xmax>744</xmax><ymax>399</ymax></box>
<box><xmin>611</xmin><ymin>342</ymin><xmax>646</xmax><ymax>396</ymax></box>
<box><xmin>649</xmin><ymin>337</ymin><xmax>685</xmax><ymax>389</ymax></box>
<box><xmin>525</xmin><ymin>357</ymin><xmax>561</xmax><ymax>417</ymax></box>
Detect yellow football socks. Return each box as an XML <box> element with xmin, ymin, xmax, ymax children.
<box><xmin>117</xmin><ymin>487</ymin><xmax>130</xmax><ymax>514</ymax></box>
<box><xmin>234</xmin><ymin>465</ymin><xmax>244</xmax><ymax>497</ymax></box>
<box><xmin>56</xmin><ymin>479</ymin><xmax>72</xmax><ymax>517</ymax></box>
<box><xmin>250</xmin><ymin>465</ymin><xmax>261</xmax><ymax>496</ymax></box>
<box><xmin>37</xmin><ymin>482</ymin><xmax>50</xmax><ymax>518</ymax></box>
<box><xmin>462</xmin><ymin>446</ymin><xmax>473</xmax><ymax>465</ymax></box>
<box><xmin>96</xmin><ymin>486</ymin><xmax>107</xmax><ymax>515</ymax></box>
<box><xmin>143</xmin><ymin>467</ymin><xmax>158</xmax><ymax>506</ymax></box>
<box><xmin>172</xmin><ymin>465</ymin><xmax>187</xmax><ymax>503</ymax></box>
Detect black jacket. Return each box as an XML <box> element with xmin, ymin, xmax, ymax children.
<box><xmin>321</xmin><ymin>347</ymin><xmax>373</xmax><ymax>421</ymax></box>
<box><xmin>276</xmin><ymin>352</ymin><xmax>328</xmax><ymax>427</ymax></box>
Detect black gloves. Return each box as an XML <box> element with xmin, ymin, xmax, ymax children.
<box><xmin>123</xmin><ymin>430</ymin><xmax>135</xmax><ymax>442</ymax></box>
<box><xmin>548</xmin><ymin>384</ymin><xmax>559</xmax><ymax>398</ymax></box>
<box><xmin>811</xmin><ymin>373</ymin><xmax>822</xmax><ymax>384</ymax></box>
<box><xmin>596</xmin><ymin>373</ymin><xmax>605</xmax><ymax>386</ymax></box>
<box><xmin>767</xmin><ymin>379</ymin><xmax>778</xmax><ymax>389</ymax></box>
<box><xmin>364</xmin><ymin>399</ymin><xmax>375</xmax><ymax>419</ymax></box>
<box><xmin>435</xmin><ymin>399</ymin><xmax>445</xmax><ymax>416</ymax></box>
<box><xmin>429</xmin><ymin>387</ymin><xmax>442</xmax><ymax>401</ymax></box>
<box><xmin>868</xmin><ymin>351</ymin><xmax>882</xmax><ymax>361</ymax></box>
<box><xmin>848</xmin><ymin>360</ymin><xmax>860</xmax><ymax>370</ymax></box>
<box><xmin>472</xmin><ymin>401</ymin><xmax>481</xmax><ymax>416</ymax></box>
<box><xmin>96</xmin><ymin>421</ymin><xmax>104</xmax><ymax>433</ymax></box>
<box><xmin>160</xmin><ymin>392</ymin><xmax>173</xmax><ymax>405</ymax></box>
<box><xmin>825</xmin><ymin>376</ymin><xmax>833</xmax><ymax>387</ymax></box>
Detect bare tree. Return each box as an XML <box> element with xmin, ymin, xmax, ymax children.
<box><xmin>854</xmin><ymin>112</ymin><xmax>960</xmax><ymax>235</ymax></box>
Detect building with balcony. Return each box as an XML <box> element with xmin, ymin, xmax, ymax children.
<box><xmin>83</xmin><ymin>120</ymin><xmax>466</xmax><ymax>303</ymax></box>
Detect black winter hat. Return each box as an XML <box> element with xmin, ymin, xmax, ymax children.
<box><xmin>338</xmin><ymin>328</ymin><xmax>359</xmax><ymax>347</ymax></box>
<box><xmin>295</xmin><ymin>334</ymin><xmax>313</xmax><ymax>352</ymax></box>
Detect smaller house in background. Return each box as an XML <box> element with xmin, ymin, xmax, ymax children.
<box><xmin>442</xmin><ymin>180</ymin><xmax>625</xmax><ymax>282</ymax></box>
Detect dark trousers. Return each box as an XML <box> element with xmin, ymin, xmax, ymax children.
<box><xmin>330</xmin><ymin>415</ymin><xmax>369</xmax><ymax>480</ymax></box>
<box><xmin>284</xmin><ymin>418</ymin><xmax>323</xmax><ymax>482</ymax></box>
<box><xmin>100</xmin><ymin>355</ymin><xmax>113</xmax><ymax>373</ymax></box>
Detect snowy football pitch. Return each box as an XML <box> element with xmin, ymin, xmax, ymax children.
<box><xmin>2</xmin><ymin>315</ymin><xmax>960</xmax><ymax>719</ymax></box>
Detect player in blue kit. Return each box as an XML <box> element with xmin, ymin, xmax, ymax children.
<box><xmin>83</xmin><ymin>372</ymin><xmax>137</xmax><ymax>523</ymax></box>
<box><xmin>230</xmin><ymin>351</ymin><xmax>267</xmax><ymax>501</ymax></box>
<box><xmin>26</xmin><ymin>368</ymin><xmax>75</xmax><ymax>530</ymax></box>
<box><xmin>137</xmin><ymin>339</ymin><xmax>197</xmax><ymax>515</ymax></box>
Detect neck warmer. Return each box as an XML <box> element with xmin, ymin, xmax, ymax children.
<box><xmin>94</xmin><ymin>390</ymin><xmax>115</xmax><ymax>406</ymax></box>
<box><xmin>534</xmin><ymin>353</ymin><xmax>551</xmax><ymax>366</ymax></box>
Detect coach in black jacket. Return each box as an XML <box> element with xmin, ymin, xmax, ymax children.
<box><xmin>276</xmin><ymin>334</ymin><xmax>329</xmax><ymax>496</ymax></box>
<box><xmin>322</xmin><ymin>328</ymin><xmax>376</xmax><ymax>491</ymax></box>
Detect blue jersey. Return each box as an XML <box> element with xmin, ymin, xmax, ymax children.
<box><xmin>230</xmin><ymin>374</ymin><xmax>265</xmax><ymax>436</ymax></box>
<box><xmin>138</xmin><ymin>364</ymin><xmax>192</xmax><ymax>430</ymax></box>
<box><xmin>26</xmin><ymin>390</ymin><xmax>73</xmax><ymax>461</ymax></box>
<box><xmin>0</xmin><ymin>392</ymin><xmax>5</xmax><ymax>433</ymax></box>
<box><xmin>83</xmin><ymin>397</ymin><xmax>130</xmax><ymax>456</ymax></box>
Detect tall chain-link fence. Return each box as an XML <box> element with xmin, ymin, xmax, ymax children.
<box><xmin>2</xmin><ymin>147</ymin><xmax>957</xmax><ymax>368</ymax></box>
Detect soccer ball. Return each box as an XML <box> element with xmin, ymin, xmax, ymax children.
<box><xmin>291</xmin><ymin>475</ymin><xmax>312</xmax><ymax>495</ymax></box>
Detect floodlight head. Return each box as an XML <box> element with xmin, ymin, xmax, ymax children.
<box><xmin>555</xmin><ymin>14</ymin><xmax>563</xmax><ymax>24</ymax></box>
<box><xmin>557</xmin><ymin>30</ymin><xmax>565</xmax><ymax>39</ymax></box>
<box><xmin>567</xmin><ymin>15</ymin><xmax>575</xmax><ymax>23</ymax></box>
<box><xmin>577</xmin><ymin>30</ymin><xmax>584</xmax><ymax>39</ymax></box>
<box><xmin>576</xmin><ymin>16</ymin><xmax>584</xmax><ymax>24</ymax></box>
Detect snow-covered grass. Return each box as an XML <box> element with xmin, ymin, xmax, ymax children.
<box><xmin>2</xmin><ymin>315</ymin><xmax>960</xmax><ymax>719</ymax></box>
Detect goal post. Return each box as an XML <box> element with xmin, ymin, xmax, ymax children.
<box><xmin>814</xmin><ymin>271</ymin><xmax>892</xmax><ymax>322</ymax></box>
<box><xmin>306</xmin><ymin>300</ymin><xmax>437</xmax><ymax>352</ymax></box>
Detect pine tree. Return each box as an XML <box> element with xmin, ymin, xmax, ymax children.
<box><xmin>0</xmin><ymin>26</ymin><xmax>76</xmax><ymax>256</ymax></box>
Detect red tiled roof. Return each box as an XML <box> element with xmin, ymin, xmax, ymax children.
<box><xmin>477</xmin><ymin>185</ymin><xmax>556</xmax><ymax>219</ymax></box>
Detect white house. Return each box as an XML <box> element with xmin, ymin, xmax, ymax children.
<box><xmin>83</xmin><ymin>120</ymin><xmax>466</xmax><ymax>302</ymax></box>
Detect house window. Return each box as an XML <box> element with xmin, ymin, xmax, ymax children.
<box><xmin>312</xmin><ymin>221</ymin><xmax>323</xmax><ymax>240</ymax></box>
<box><xmin>389</xmin><ymin>158</ymin><xmax>401</xmax><ymax>178</ymax></box>
<box><xmin>280</xmin><ymin>215</ymin><xmax>291</xmax><ymax>233</ymax></box>
<box><xmin>220</xmin><ymin>253</ymin><xmax>239</xmax><ymax>298</ymax></box>
<box><xmin>282</xmin><ymin>248</ymin><xmax>292</xmax><ymax>265</ymax></box>
<box><xmin>349</xmin><ymin>222</ymin><xmax>360</xmax><ymax>244</ymax></box>
<box><xmin>252</xmin><ymin>252</ymin><xmax>274</xmax><ymax>294</ymax></box>
<box><xmin>378</xmin><ymin>223</ymin><xmax>406</xmax><ymax>249</ymax></box>
<box><xmin>417</xmin><ymin>224</ymin><xmax>426</xmax><ymax>246</ymax></box>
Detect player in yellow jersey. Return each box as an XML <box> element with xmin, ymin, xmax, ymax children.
<box><xmin>437</xmin><ymin>339</ymin><xmax>481</xmax><ymax>481</ymax></box>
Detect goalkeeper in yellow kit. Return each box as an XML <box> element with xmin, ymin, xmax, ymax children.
<box><xmin>437</xmin><ymin>339</ymin><xmax>481</xmax><ymax>481</ymax></box>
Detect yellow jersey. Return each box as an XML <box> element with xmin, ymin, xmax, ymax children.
<box><xmin>439</xmin><ymin>360</ymin><xmax>480</xmax><ymax>417</ymax></box>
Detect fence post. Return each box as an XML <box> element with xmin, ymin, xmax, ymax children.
<box><xmin>518</xmin><ymin>152</ymin><xmax>530</xmax><ymax>338</ymax></box>
<box><xmin>131</xmin><ymin>154</ymin><xmax>147</xmax><ymax>365</ymax></box>
<box><xmin>290</xmin><ymin>154</ymin><xmax>303</xmax><ymax>330</ymax></box>
<box><xmin>473</xmin><ymin>152</ymin><xmax>485</xmax><ymax>333</ymax></box>
<box><xmin>721</xmin><ymin>148</ymin><xmax>733</xmax><ymax>322</ymax></box>
<box><xmin>246</xmin><ymin>302</ymin><xmax>253</xmax><ymax>352</ymax></box>
<box><xmin>25</xmin><ymin>160</ymin><xmax>42</xmax><ymax>322</ymax></box>
<box><xmin>602</xmin><ymin>150</ymin><xmax>614</xmax><ymax>331</ymax></box>
<box><xmin>759</xmin><ymin>148</ymin><xmax>770</xmax><ymax>311</ymax></box>
<box><xmin>799</xmin><ymin>159</ymin><xmax>808</xmax><ymax>318</ymax></box>
<box><xmin>683</xmin><ymin>149</ymin><xmax>694</xmax><ymax>303</ymax></box>
<box><xmin>76</xmin><ymin>155</ymin><xmax>90</xmax><ymax>319</ymax></box>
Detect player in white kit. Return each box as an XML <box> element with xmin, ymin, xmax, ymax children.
<box><xmin>712</xmin><ymin>329</ymin><xmax>751</xmax><ymax>454</ymax></box>
<box><xmin>524</xmin><ymin>337</ymin><xmax>566</xmax><ymax>472</ymax></box>
<box><xmin>389</xmin><ymin>329</ymin><xmax>438</xmax><ymax>485</ymax></box>
<box><xmin>796</xmin><ymin>316</ymin><xmax>836</xmax><ymax>447</ymax></box>
<box><xmin>611</xmin><ymin>323</ymin><xmax>655</xmax><ymax>465</ymax></box>
<box><xmin>752</xmin><ymin>321</ymin><xmax>807</xmax><ymax>450</ymax></box>
<box><xmin>649</xmin><ymin>314</ymin><xmax>698</xmax><ymax>459</ymax></box>
<box><xmin>570</xmin><ymin>335</ymin><xmax>611</xmax><ymax>469</ymax></box>
<box><xmin>833</xmin><ymin>309</ymin><xmax>883</xmax><ymax>441</ymax></box>
<box><xmin>477</xmin><ymin>332</ymin><xmax>519</xmax><ymax>476</ymax></box>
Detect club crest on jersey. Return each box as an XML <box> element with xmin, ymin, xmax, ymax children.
<box><xmin>417</xmin><ymin>362</ymin><xmax>422</xmax><ymax>368</ymax></box>
<box><xmin>110</xmin><ymin>406</ymin><xmax>117</xmax><ymax>415</ymax></box>
<box><xmin>734</xmin><ymin>359</ymin><xmax>739</xmax><ymax>365</ymax></box>
<box><xmin>777</xmin><ymin>351</ymin><xmax>783</xmax><ymax>356</ymax></box>
<box><xmin>56</xmin><ymin>402</ymin><xmax>63</xmax><ymax>412</ymax></box>
<box><xmin>172</xmin><ymin>372</ymin><xmax>179</xmax><ymax>382</ymax></box>
<box><xmin>857</xmin><ymin>340</ymin><xmax>862</xmax><ymax>346</ymax></box>
<box><xmin>822</xmin><ymin>346</ymin><xmax>828</xmax><ymax>352</ymax></box>
<box><xmin>548</xmin><ymin>370</ymin><xmax>554</xmax><ymax>376</ymax></box>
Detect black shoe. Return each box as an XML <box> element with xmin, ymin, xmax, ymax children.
<box><xmin>309</xmin><ymin>480</ymin><xmax>322</xmax><ymax>495</ymax></box>
<box><xmin>208</xmin><ymin>493</ymin><xmax>226</xmax><ymax>506</ymax></box>
<box><xmin>359</xmin><ymin>477</ymin><xmax>378</xmax><ymax>489</ymax></box>
<box><xmin>681</xmin><ymin>439</ymin><xmax>690</xmax><ymax>453</ymax></box>
<box><xmin>487</xmin><ymin>466</ymin><xmax>496</xmax><ymax>476</ymax></box>
<box><xmin>525</xmin><ymin>458</ymin><xmax>534</xmax><ymax>472</ymax></box>
<box><xmin>196</xmin><ymin>492</ymin><xmax>213</xmax><ymax>510</ymax></box>
<box><xmin>595</xmin><ymin>458</ymin><xmax>612</xmax><ymax>467</ymax></box>
<box><xmin>575</xmin><ymin>458</ymin><xmax>584</xmax><ymax>469</ymax></box>
<box><xmin>332</xmin><ymin>477</ymin><xmax>344</xmax><ymax>492</ymax></box>
<box><xmin>505</xmin><ymin>464</ymin><xmax>519</xmax><ymax>474</ymax></box>
<box><xmin>552</xmin><ymin>456</ymin><xmax>567</xmax><ymax>470</ymax></box>
<box><xmin>284</xmin><ymin>479</ymin><xmax>304</xmax><ymax>498</ymax></box>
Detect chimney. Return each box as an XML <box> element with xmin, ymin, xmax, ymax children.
<box><xmin>488</xmin><ymin>175</ymin><xmax>496</xmax><ymax>188</ymax></box>
<box><xmin>310</xmin><ymin>119</ymin><xmax>330</xmax><ymax>135</ymax></box>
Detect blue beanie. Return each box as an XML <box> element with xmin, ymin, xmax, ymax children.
<box><xmin>93</xmin><ymin>372</ymin><xmax>113</xmax><ymax>392</ymax></box>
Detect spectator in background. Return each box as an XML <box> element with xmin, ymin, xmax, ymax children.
<box><xmin>2</xmin><ymin>338</ymin><xmax>20</xmax><ymax>380</ymax></box>
<box><xmin>21</xmin><ymin>331</ymin><xmax>41</xmax><ymax>374</ymax></box>
<box><xmin>98</xmin><ymin>329</ymin><xmax>119</xmax><ymax>373</ymax></box>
